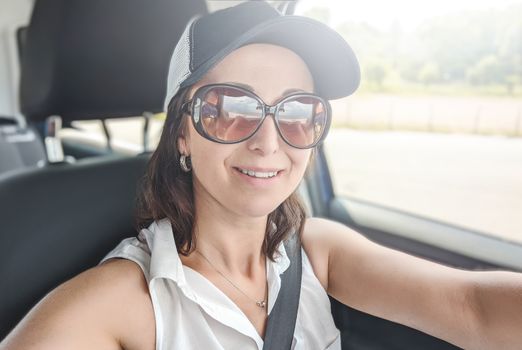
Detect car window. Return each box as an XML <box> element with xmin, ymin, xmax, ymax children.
<box><xmin>297</xmin><ymin>0</ymin><xmax>522</xmax><ymax>245</ymax></box>
<box><xmin>70</xmin><ymin>115</ymin><xmax>165</xmax><ymax>154</ymax></box>
<box><xmin>0</xmin><ymin>0</ymin><xmax>32</xmax><ymax>122</ymax></box>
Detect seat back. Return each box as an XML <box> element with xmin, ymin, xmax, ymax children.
<box><xmin>0</xmin><ymin>0</ymin><xmax>207</xmax><ymax>338</ymax></box>
<box><xmin>0</xmin><ymin>155</ymin><xmax>148</xmax><ymax>337</ymax></box>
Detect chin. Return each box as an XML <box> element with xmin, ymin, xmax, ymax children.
<box><xmin>231</xmin><ymin>197</ymin><xmax>287</xmax><ymax>219</ymax></box>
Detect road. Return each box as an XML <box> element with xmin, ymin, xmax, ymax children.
<box><xmin>325</xmin><ymin>129</ymin><xmax>522</xmax><ymax>244</ymax></box>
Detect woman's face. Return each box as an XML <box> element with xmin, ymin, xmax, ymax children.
<box><xmin>179</xmin><ymin>43</ymin><xmax>314</xmax><ymax>218</ymax></box>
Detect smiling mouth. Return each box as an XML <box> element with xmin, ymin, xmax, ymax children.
<box><xmin>234</xmin><ymin>167</ymin><xmax>281</xmax><ymax>179</ymax></box>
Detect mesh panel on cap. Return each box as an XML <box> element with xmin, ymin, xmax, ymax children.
<box><xmin>164</xmin><ymin>17</ymin><xmax>198</xmax><ymax>111</ymax></box>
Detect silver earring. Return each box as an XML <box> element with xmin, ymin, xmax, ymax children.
<box><xmin>180</xmin><ymin>154</ymin><xmax>192</xmax><ymax>172</ymax></box>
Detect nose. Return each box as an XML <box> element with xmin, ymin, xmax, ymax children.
<box><xmin>246</xmin><ymin>114</ymin><xmax>281</xmax><ymax>155</ymax></box>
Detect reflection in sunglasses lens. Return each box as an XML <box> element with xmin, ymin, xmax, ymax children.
<box><xmin>198</xmin><ymin>86</ymin><xmax>327</xmax><ymax>147</ymax></box>
<box><xmin>201</xmin><ymin>87</ymin><xmax>262</xmax><ymax>142</ymax></box>
<box><xmin>278</xmin><ymin>97</ymin><xmax>325</xmax><ymax>148</ymax></box>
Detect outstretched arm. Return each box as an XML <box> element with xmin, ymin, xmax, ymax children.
<box><xmin>302</xmin><ymin>217</ymin><xmax>522</xmax><ymax>350</ymax></box>
<box><xmin>0</xmin><ymin>259</ymin><xmax>155</xmax><ymax>350</ymax></box>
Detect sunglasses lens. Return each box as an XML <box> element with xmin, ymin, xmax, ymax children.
<box><xmin>199</xmin><ymin>87</ymin><xmax>262</xmax><ymax>142</ymax></box>
<box><xmin>276</xmin><ymin>96</ymin><xmax>328</xmax><ymax>148</ymax></box>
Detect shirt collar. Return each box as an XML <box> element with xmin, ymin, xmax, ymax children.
<box><xmin>142</xmin><ymin>218</ymin><xmax>187</xmax><ymax>286</ymax></box>
<box><xmin>144</xmin><ymin>218</ymin><xmax>291</xmax><ymax>283</ymax></box>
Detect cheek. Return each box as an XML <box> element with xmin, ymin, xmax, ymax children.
<box><xmin>191</xmin><ymin>147</ymin><xmax>224</xmax><ymax>174</ymax></box>
<box><xmin>189</xmin><ymin>147</ymin><xmax>227</xmax><ymax>200</ymax></box>
<box><xmin>290</xmin><ymin>149</ymin><xmax>312</xmax><ymax>176</ymax></box>
<box><xmin>189</xmin><ymin>140</ymin><xmax>234</xmax><ymax>183</ymax></box>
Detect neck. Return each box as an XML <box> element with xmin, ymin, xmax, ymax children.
<box><xmin>188</xmin><ymin>188</ymin><xmax>269</xmax><ymax>278</ymax></box>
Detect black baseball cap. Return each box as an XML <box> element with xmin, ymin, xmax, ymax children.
<box><xmin>164</xmin><ymin>1</ymin><xmax>360</xmax><ymax>110</ymax></box>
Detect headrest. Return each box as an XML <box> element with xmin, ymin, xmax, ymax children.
<box><xmin>20</xmin><ymin>0</ymin><xmax>207</xmax><ymax>122</ymax></box>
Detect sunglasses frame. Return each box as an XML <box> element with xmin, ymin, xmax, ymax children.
<box><xmin>181</xmin><ymin>83</ymin><xmax>332</xmax><ymax>149</ymax></box>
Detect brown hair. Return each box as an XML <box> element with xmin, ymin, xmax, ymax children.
<box><xmin>135</xmin><ymin>87</ymin><xmax>307</xmax><ymax>261</ymax></box>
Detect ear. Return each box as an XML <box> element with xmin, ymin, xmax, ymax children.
<box><xmin>177</xmin><ymin>135</ymin><xmax>190</xmax><ymax>155</ymax></box>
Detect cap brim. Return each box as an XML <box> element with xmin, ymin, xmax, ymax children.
<box><xmin>181</xmin><ymin>16</ymin><xmax>360</xmax><ymax>100</ymax></box>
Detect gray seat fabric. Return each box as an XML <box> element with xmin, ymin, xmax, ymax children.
<box><xmin>20</xmin><ymin>0</ymin><xmax>207</xmax><ymax>122</ymax></box>
<box><xmin>0</xmin><ymin>155</ymin><xmax>149</xmax><ymax>337</ymax></box>
<box><xmin>0</xmin><ymin>0</ymin><xmax>207</xmax><ymax>339</ymax></box>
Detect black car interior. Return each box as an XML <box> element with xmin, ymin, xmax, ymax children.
<box><xmin>1</xmin><ymin>1</ymin><xmax>511</xmax><ymax>349</ymax></box>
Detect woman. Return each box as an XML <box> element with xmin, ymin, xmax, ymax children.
<box><xmin>2</xmin><ymin>2</ymin><xmax>521</xmax><ymax>350</ymax></box>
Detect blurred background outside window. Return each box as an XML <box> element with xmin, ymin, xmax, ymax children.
<box><xmin>295</xmin><ymin>0</ymin><xmax>522</xmax><ymax>244</ymax></box>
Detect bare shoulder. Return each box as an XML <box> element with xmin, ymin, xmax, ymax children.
<box><xmin>301</xmin><ymin>217</ymin><xmax>359</xmax><ymax>291</ymax></box>
<box><xmin>1</xmin><ymin>259</ymin><xmax>155</xmax><ymax>350</ymax></box>
<box><xmin>301</xmin><ymin>217</ymin><xmax>376</xmax><ymax>291</ymax></box>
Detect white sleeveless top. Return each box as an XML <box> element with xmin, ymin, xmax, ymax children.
<box><xmin>100</xmin><ymin>219</ymin><xmax>341</xmax><ymax>350</ymax></box>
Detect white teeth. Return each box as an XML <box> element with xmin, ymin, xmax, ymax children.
<box><xmin>239</xmin><ymin>168</ymin><xmax>278</xmax><ymax>178</ymax></box>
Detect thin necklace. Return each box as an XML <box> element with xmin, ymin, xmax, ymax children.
<box><xmin>196</xmin><ymin>250</ymin><xmax>267</xmax><ymax>308</ymax></box>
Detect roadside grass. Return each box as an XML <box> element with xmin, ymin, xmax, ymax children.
<box><xmin>331</xmin><ymin>92</ymin><xmax>522</xmax><ymax>138</ymax></box>
<box><xmin>332</xmin><ymin>121</ymin><xmax>522</xmax><ymax>138</ymax></box>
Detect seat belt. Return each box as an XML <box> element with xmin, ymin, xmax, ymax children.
<box><xmin>263</xmin><ymin>232</ymin><xmax>302</xmax><ymax>350</ymax></box>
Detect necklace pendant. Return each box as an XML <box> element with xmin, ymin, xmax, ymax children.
<box><xmin>256</xmin><ymin>300</ymin><xmax>266</xmax><ymax>308</ymax></box>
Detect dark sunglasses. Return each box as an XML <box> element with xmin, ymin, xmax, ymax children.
<box><xmin>181</xmin><ymin>83</ymin><xmax>332</xmax><ymax>149</ymax></box>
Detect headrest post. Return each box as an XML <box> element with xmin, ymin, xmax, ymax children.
<box><xmin>277</xmin><ymin>1</ymin><xmax>295</xmax><ymax>14</ymax></box>
<box><xmin>44</xmin><ymin>115</ymin><xmax>65</xmax><ymax>163</ymax></box>
<box><xmin>101</xmin><ymin>119</ymin><xmax>112</xmax><ymax>153</ymax></box>
<box><xmin>143</xmin><ymin>112</ymin><xmax>153</xmax><ymax>152</ymax></box>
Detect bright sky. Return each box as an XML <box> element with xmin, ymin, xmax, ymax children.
<box><xmin>295</xmin><ymin>0</ymin><xmax>522</xmax><ymax>31</ymax></box>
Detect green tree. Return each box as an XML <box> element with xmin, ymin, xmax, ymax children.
<box><xmin>496</xmin><ymin>14</ymin><xmax>522</xmax><ymax>93</ymax></box>
<box><xmin>418</xmin><ymin>62</ymin><xmax>440</xmax><ymax>87</ymax></box>
<box><xmin>416</xmin><ymin>11</ymin><xmax>498</xmax><ymax>82</ymax></box>
<box><xmin>467</xmin><ymin>55</ymin><xmax>504</xmax><ymax>85</ymax></box>
<box><xmin>364</xmin><ymin>60</ymin><xmax>388</xmax><ymax>88</ymax></box>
